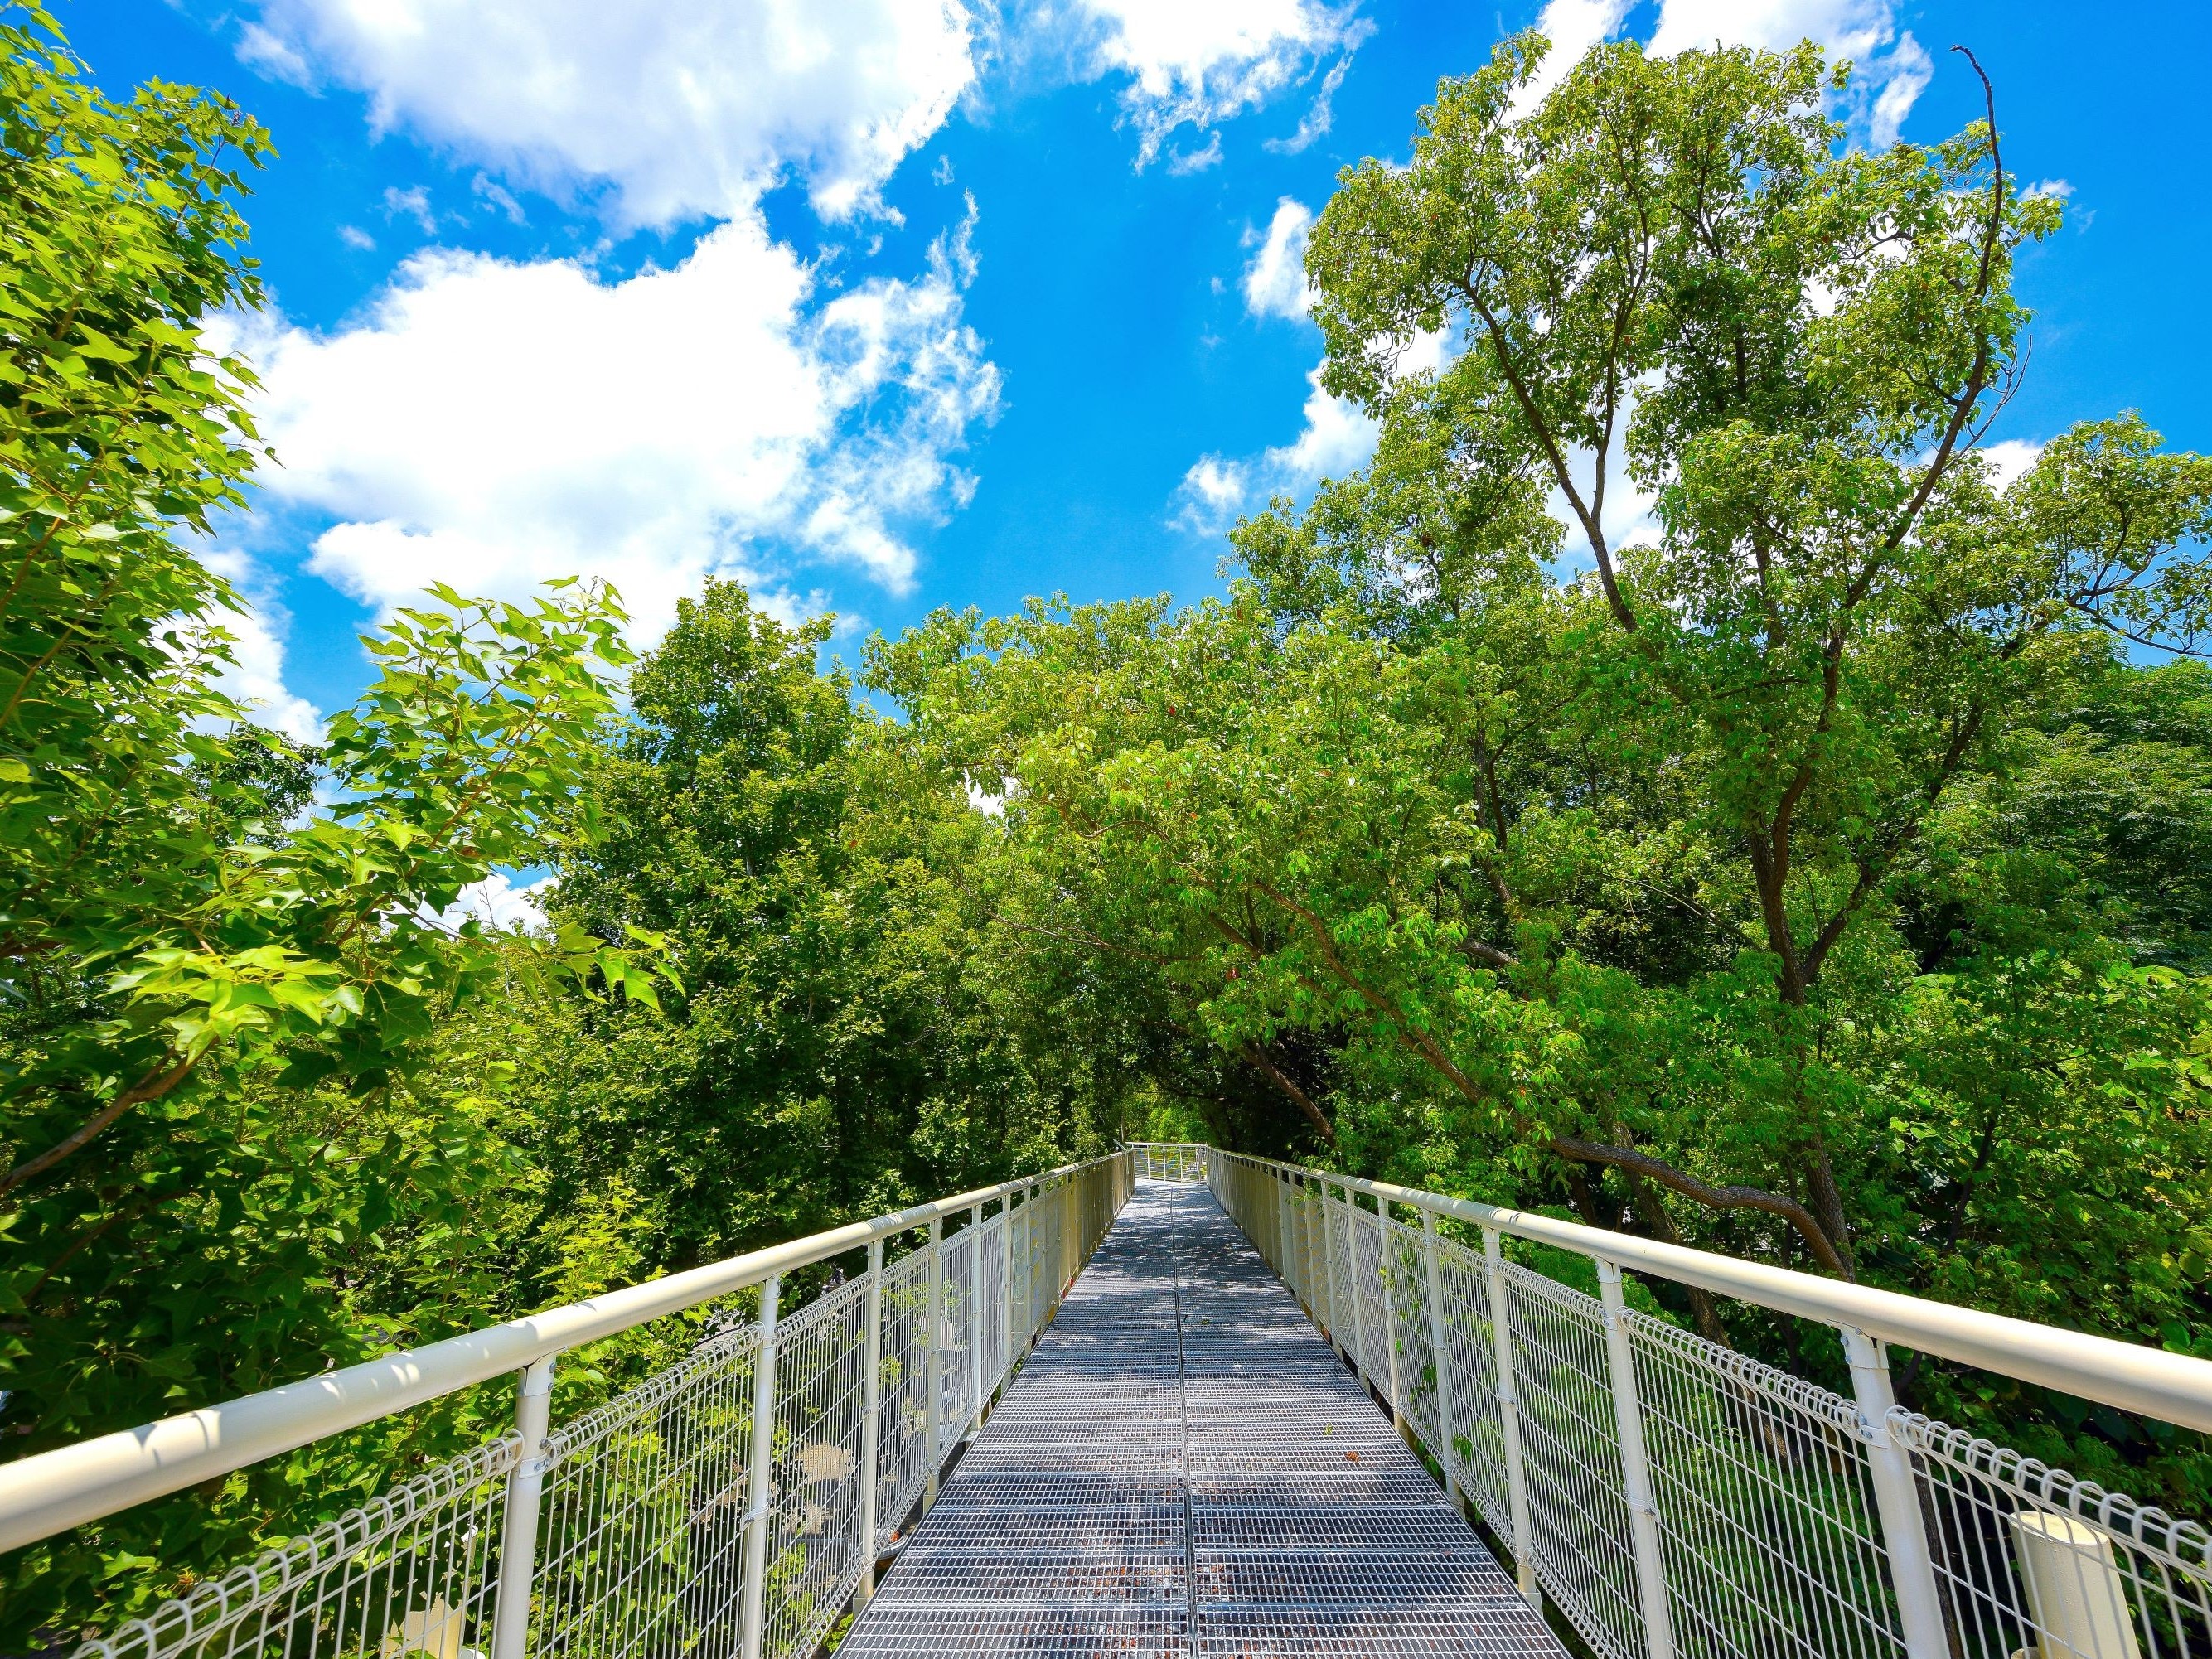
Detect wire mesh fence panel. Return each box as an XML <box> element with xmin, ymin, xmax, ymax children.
<box><xmin>978</xmin><ymin>1211</ymin><xmax>1008</xmax><ymax>1402</ymax></box>
<box><xmin>531</xmin><ymin>1324</ymin><xmax>762</xmax><ymax>1659</ymax></box>
<box><xmin>75</xmin><ymin>1438</ymin><xmax>516</xmax><ymax>1659</ymax></box>
<box><xmin>762</xmin><ymin>1276</ymin><xmax>870</xmax><ymax>1659</ymax></box>
<box><xmin>1501</xmin><ymin>1260</ymin><xmax>1646</xmax><ymax>1659</ymax></box>
<box><xmin>1433</xmin><ymin>1232</ymin><xmax>1518</xmax><ymax>1544</ymax></box>
<box><xmin>1382</xmin><ymin>1212</ymin><xmax>1441</xmax><ymax>1452</ymax></box>
<box><xmin>1347</xmin><ymin>1201</ymin><xmax>1390</xmax><ymax>1391</ymax></box>
<box><xmin>1905</xmin><ymin>1415</ymin><xmax>2212</xmax><ymax>1659</ymax></box>
<box><xmin>936</xmin><ymin>1227</ymin><xmax>977</xmax><ymax>1461</ymax></box>
<box><xmin>1627</xmin><ymin>1312</ymin><xmax>1903</xmax><ymax>1659</ymax></box>
<box><xmin>872</xmin><ymin>1244</ymin><xmax>936</xmax><ymax>1549</ymax></box>
<box><xmin>1318</xmin><ymin>1187</ymin><xmax>1356</xmax><ymax>1372</ymax></box>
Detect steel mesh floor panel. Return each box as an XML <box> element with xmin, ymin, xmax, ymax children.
<box><xmin>841</xmin><ymin>1180</ymin><xmax>1567</xmax><ymax>1657</ymax></box>
<box><xmin>1193</xmin><ymin>1605</ymin><xmax>1560</xmax><ymax>1656</ymax></box>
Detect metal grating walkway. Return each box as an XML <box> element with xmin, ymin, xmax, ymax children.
<box><xmin>840</xmin><ymin>1180</ymin><xmax>1567</xmax><ymax>1656</ymax></box>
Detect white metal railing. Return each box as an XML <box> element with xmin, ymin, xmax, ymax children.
<box><xmin>14</xmin><ymin>1141</ymin><xmax>2212</xmax><ymax>1659</ymax></box>
<box><xmin>2</xmin><ymin>1154</ymin><xmax>1132</xmax><ymax>1659</ymax></box>
<box><xmin>1141</xmin><ymin>1142</ymin><xmax>2212</xmax><ymax>1659</ymax></box>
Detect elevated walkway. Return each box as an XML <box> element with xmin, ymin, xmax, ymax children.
<box><xmin>842</xmin><ymin>1180</ymin><xmax>1563</xmax><ymax>1655</ymax></box>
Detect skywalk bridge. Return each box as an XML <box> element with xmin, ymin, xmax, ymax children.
<box><xmin>6</xmin><ymin>1146</ymin><xmax>2212</xmax><ymax>1659</ymax></box>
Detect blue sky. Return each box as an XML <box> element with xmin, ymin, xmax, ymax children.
<box><xmin>70</xmin><ymin>0</ymin><xmax>2212</xmax><ymax>747</ymax></box>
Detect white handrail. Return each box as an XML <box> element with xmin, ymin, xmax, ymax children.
<box><xmin>0</xmin><ymin>1154</ymin><xmax>1122</xmax><ymax>1554</ymax></box>
<box><xmin>1126</xmin><ymin>1142</ymin><xmax>2212</xmax><ymax>1434</ymax></box>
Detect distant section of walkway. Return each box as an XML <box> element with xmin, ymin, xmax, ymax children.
<box><xmin>840</xmin><ymin>1179</ymin><xmax>1566</xmax><ymax>1656</ymax></box>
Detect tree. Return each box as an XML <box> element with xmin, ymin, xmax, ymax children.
<box><xmin>0</xmin><ymin>16</ymin><xmax>666</xmax><ymax>1637</ymax></box>
<box><xmin>1295</xmin><ymin>31</ymin><xmax>2212</xmax><ymax>1271</ymax></box>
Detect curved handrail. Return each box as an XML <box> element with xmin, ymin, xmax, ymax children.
<box><xmin>0</xmin><ymin>1153</ymin><xmax>1122</xmax><ymax>1553</ymax></box>
<box><xmin>1130</xmin><ymin>1141</ymin><xmax>2212</xmax><ymax>1435</ymax></box>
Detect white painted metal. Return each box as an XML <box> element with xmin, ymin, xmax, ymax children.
<box><xmin>924</xmin><ymin>1216</ymin><xmax>944</xmax><ymax>1511</ymax></box>
<box><xmin>33</xmin><ymin>1141</ymin><xmax>2212</xmax><ymax>1659</ymax></box>
<box><xmin>738</xmin><ymin>1271</ymin><xmax>782</xmax><ymax>1659</ymax></box>
<box><xmin>1484</xmin><ymin>1224</ymin><xmax>1542</xmax><ymax>1609</ymax></box>
<box><xmin>856</xmin><ymin>1236</ymin><xmax>885</xmax><ymax>1609</ymax></box>
<box><xmin>1599</xmin><ymin>1260</ymin><xmax>1677</xmax><ymax>1659</ymax></box>
<box><xmin>487</xmin><ymin>1353</ymin><xmax>554</xmax><ymax>1659</ymax></box>
<box><xmin>0</xmin><ymin>1154</ymin><xmax>1122</xmax><ymax>1551</ymax></box>
<box><xmin>1377</xmin><ymin>1196</ymin><xmax>1408</xmax><ymax>1439</ymax></box>
<box><xmin>1421</xmin><ymin>1211</ymin><xmax>1456</xmax><ymax>1497</ymax></box>
<box><xmin>1842</xmin><ymin>1326</ymin><xmax>1950</xmax><ymax>1659</ymax></box>
<box><xmin>1317</xmin><ymin>1173</ymin><xmax>1342</xmax><ymax>1358</ymax></box>
<box><xmin>1338</xmin><ymin>1179</ymin><xmax>1368</xmax><ymax>1389</ymax></box>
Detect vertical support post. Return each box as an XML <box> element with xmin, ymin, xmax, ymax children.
<box><xmin>1000</xmin><ymin>1195</ymin><xmax>1017</xmax><ymax>1396</ymax></box>
<box><xmin>1377</xmin><ymin>1197</ymin><xmax>1409</xmax><ymax>1441</ymax></box>
<box><xmin>967</xmin><ymin>1203</ymin><xmax>985</xmax><ymax>1435</ymax></box>
<box><xmin>738</xmin><ymin>1274</ymin><xmax>782</xmax><ymax>1659</ymax></box>
<box><xmin>855</xmin><ymin>1240</ymin><xmax>884</xmax><ymax>1608</ymax></box>
<box><xmin>1318</xmin><ymin>1176</ymin><xmax>1342</xmax><ymax>1354</ymax></box>
<box><xmin>1422</xmin><ymin>1211</ymin><xmax>1455</xmax><ymax>1490</ymax></box>
<box><xmin>923</xmin><ymin>1218</ymin><xmax>943</xmax><ymax>1509</ymax></box>
<box><xmin>1842</xmin><ymin>1327</ymin><xmax>1951</xmax><ymax>1659</ymax></box>
<box><xmin>490</xmin><ymin>1353</ymin><xmax>556</xmax><ymax>1659</ymax></box>
<box><xmin>1276</xmin><ymin>1175</ymin><xmax>1295</xmax><ymax>1299</ymax></box>
<box><xmin>1483</xmin><ymin>1229</ymin><xmax>1541</xmax><ymax>1608</ymax></box>
<box><xmin>1019</xmin><ymin>1185</ymin><xmax>1035</xmax><ymax>1350</ymax></box>
<box><xmin>1598</xmin><ymin>1260</ymin><xmax>1676</xmax><ymax>1659</ymax></box>
<box><xmin>1340</xmin><ymin>1182</ymin><xmax>1369</xmax><ymax>1387</ymax></box>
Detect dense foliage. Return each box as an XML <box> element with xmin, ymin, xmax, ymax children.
<box><xmin>3</xmin><ymin>10</ymin><xmax>2210</xmax><ymax>1649</ymax></box>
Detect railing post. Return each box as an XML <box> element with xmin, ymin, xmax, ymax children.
<box><xmin>1318</xmin><ymin>1175</ymin><xmax>1343</xmax><ymax>1355</ymax></box>
<box><xmin>1597</xmin><ymin>1260</ymin><xmax>1676</xmax><ymax>1659</ymax></box>
<box><xmin>1340</xmin><ymin>1182</ymin><xmax>1370</xmax><ymax>1388</ymax></box>
<box><xmin>923</xmin><ymin>1218</ymin><xmax>943</xmax><ymax>1509</ymax></box>
<box><xmin>968</xmin><ymin>1202</ymin><xmax>985</xmax><ymax>1435</ymax></box>
<box><xmin>1842</xmin><ymin>1326</ymin><xmax>1950</xmax><ymax>1659</ymax></box>
<box><xmin>489</xmin><ymin>1353</ymin><xmax>556</xmax><ymax>1659</ymax></box>
<box><xmin>1000</xmin><ymin>1196</ymin><xmax>1017</xmax><ymax>1396</ymax></box>
<box><xmin>738</xmin><ymin>1273</ymin><xmax>782</xmax><ymax>1659</ymax></box>
<box><xmin>1276</xmin><ymin>1174</ymin><xmax>1295</xmax><ymax>1299</ymax></box>
<box><xmin>1483</xmin><ymin>1228</ymin><xmax>1541</xmax><ymax>1609</ymax></box>
<box><xmin>855</xmin><ymin>1240</ymin><xmax>884</xmax><ymax>1608</ymax></box>
<box><xmin>1019</xmin><ymin>1184</ymin><xmax>1035</xmax><ymax>1350</ymax></box>
<box><xmin>1422</xmin><ymin>1211</ymin><xmax>1455</xmax><ymax>1489</ymax></box>
<box><xmin>1377</xmin><ymin>1197</ymin><xmax>1410</xmax><ymax>1442</ymax></box>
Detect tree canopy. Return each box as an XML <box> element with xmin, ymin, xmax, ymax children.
<box><xmin>4</xmin><ymin>13</ymin><xmax>2210</xmax><ymax>1647</ymax></box>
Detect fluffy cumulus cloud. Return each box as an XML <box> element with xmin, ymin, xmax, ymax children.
<box><xmin>1073</xmin><ymin>0</ymin><xmax>1368</xmax><ymax>167</ymax></box>
<box><xmin>1517</xmin><ymin>0</ymin><xmax>1931</xmax><ymax>144</ymax></box>
<box><xmin>436</xmin><ymin>870</ymin><xmax>558</xmax><ymax>935</ymax></box>
<box><xmin>241</xmin><ymin>0</ymin><xmax>980</xmax><ymax>225</ymax></box>
<box><xmin>201</xmin><ymin>551</ymin><xmax>324</xmax><ymax>745</ymax></box>
<box><xmin>1176</xmin><ymin>336</ymin><xmax>1443</xmax><ymax>534</ymax></box>
<box><xmin>228</xmin><ymin>206</ymin><xmax>999</xmax><ymax>641</ymax></box>
<box><xmin>1242</xmin><ymin>198</ymin><xmax>1314</xmax><ymax>320</ymax></box>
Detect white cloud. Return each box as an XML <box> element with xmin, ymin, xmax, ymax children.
<box><xmin>337</xmin><ymin>225</ymin><xmax>376</xmax><ymax>251</ymax></box>
<box><xmin>236</xmin><ymin>21</ymin><xmax>316</xmax><ymax>89</ymax></box>
<box><xmin>1978</xmin><ymin>438</ymin><xmax>2044</xmax><ymax>491</ymax></box>
<box><xmin>471</xmin><ymin>172</ymin><xmax>526</xmax><ymax>225</ymax></box>
<box><xmin>1075</xmin><ymin>0</ymin><xmax>1369</xmax><ymax>167</ymax></box>
<box><xmin>244</xmin><ymin>0</ymin><xmax>979</xmax><ymax>227</ymax></box>
<box><xmin>226</xmin><ymin>204</ymin><xmax>999</xmax><ymax>643</ymax></box>
<box><xmin>438</xmin><ymin>870</ymin><xmax>558</xmax><ymax>935</ymax></box>
<box><xmin>201</xmin><ymin>552</ymin><xmax>324</xmax><ymax>746</ymax></box>
<box><xmin>1512</xmin><ymin>0</ymin><xmax>1634</xmax><ymax>117</ymax></box>
<box><xmin>1266</xmin><ymin>54</ymin><xmax>1350</xmax><ymax>153</ymax></box>
<box><xmin>1242</xmin><ymin>197</ymin><xmax>1314</xmax><ymax>320</ymax></box>
<box><xmin>1645</xmin><ymin>0</ymin><xmax>1931</xmax><ymax>145</ymax></box>
<box><xmin>1517</xmin><ymin>0</ymin><xmax>1931</xmax><ymax>143</ymax></box>
<box><xmin>382</xmin><ymin>185</ymin><xmax>436</xmax><ymax>235</ymax></box>
<box><xmin>1178</xmin><ymin>365</ymin><xmax>1378</xmax><ymax>532</ymax></box>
